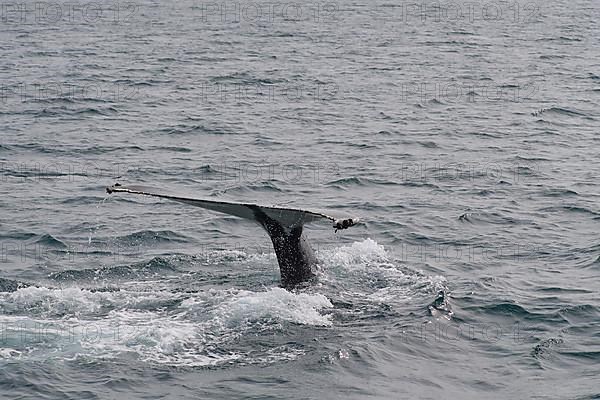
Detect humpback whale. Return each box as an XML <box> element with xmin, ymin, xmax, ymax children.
<box><xmin>106</xmin><ymin>184</ymin><xmax>359</xmax><ymax>287</ymax></box>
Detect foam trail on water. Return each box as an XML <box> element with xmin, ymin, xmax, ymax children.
<box><xmin>0</xmin><ymin>284</ymin><xmax>334</xmax><ymax>367</ymax></box>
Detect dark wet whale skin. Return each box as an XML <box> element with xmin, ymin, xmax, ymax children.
<box><xmin>250</xmin><ymin>205</ymin><xmax>316</xmax><ymax>287</ymax></box>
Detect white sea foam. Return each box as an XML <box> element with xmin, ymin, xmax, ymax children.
<box><xmin>321</xmin><ymin>237</ymin><xmax>389</xmax><ymax>269</ymax></box>
<box><xmin>0</xmin><ymin>286</ymin><xmax>185</xmax><ymax>318</ymax></box>
<box><xmin>0</xmin><ymin>283</ymin><xmax>333</xmax><ymax>367</ymax></box>
<box><xmin>0</xmin><ymin>239</ymin><xmax>445</xmax><ymax>367</ymax></box>
<box><xmin>180</xmin><ymin>287</ymin><xmax>333</xmax><ymax>327</ymax></box>
<box><xmin>319</xmin><ymin>238</ymin><xmax>448</xmax><ymax>305</ymax></box>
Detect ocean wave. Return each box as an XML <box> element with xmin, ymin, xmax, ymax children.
<box><xmin>538</xmin><ymin>205</ymin><xmax>598</xmax><ymax>217</ymax></box>
<box><xmin>531</xmin><ymin>107</ymin><xmax>587</xmax><ymax>118</ymax></box>
<box><xmin>0</xmin><ymin>278</ymin><xmax>31</xmax><ymax>293</ymax></box>
<box><xmin>156</xmin><ymin>124</ymin><xmax>232</xmax><ymax>135</ymax></box>
<box><xmin>318</xmin><ymin>239</ymin><xmax>449</xmax><ymax>315</ymax></box>
<box><xmin>457</xmin><ymin>211</ymin><xmax>522</xmax><ymax>225</ymax></box>
<box><xmin>0</xmin><ymin>238</ymin><xmax>450</xmax><ymax>368</ymax></box>
<box><xmin>180</xmin><ymin>287</ymin><xmax>333</xmax><ymax>327</ymax></box>
<box><xmin>0</xmin><ymin>284</ymin><xmax>333</xmax><ymax>367</ymax></box>
<box><xmin>31</xmin><ymin>233</ymin><xmax>68</xmax><ymax>248</ymax></box>
<box><xmin>113</xmin><ymin>230</ymin><xmax>192</xmax><ymax>244</ymax></box>
<box><xmin>325</xmin><ymin>177</ymin><xmax>399</xmax><ymax>188</ymax></box>
<box><xmin>49</xmin><ymin>256</ymin><xmax>179</xmax><ymax>282</ymax></box>
<box><xmin>0</xmin><ymin>286</ymin><xmax>182</xmax><ymax>318</ymax></box>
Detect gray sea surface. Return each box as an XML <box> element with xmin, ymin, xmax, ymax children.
<box><xmin>1</xmin><ymin>0</ymin><xmax>599</xmax><ymax>398</ymax></box>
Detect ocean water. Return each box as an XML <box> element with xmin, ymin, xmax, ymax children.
<box><xmin>1</xmin><ymin>0</ymin><xmax>599</xmax><ymax>398</ymax></box>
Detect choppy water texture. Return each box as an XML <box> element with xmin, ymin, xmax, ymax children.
<box><xmin>1</xmin><ymin>0</ymin><xmax>600</xmax><ymax>398</ymax></box>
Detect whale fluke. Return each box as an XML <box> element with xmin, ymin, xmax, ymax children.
<box><xmin>106</xmin><ymin>183</ymin><xmax>359</xmax><ymax>287</ymax></box>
